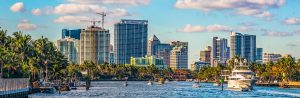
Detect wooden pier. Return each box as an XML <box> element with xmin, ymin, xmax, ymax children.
<box><xmin>279</xmin><ymin>82</ymin><xmax>300</xmax><ymax>88</ymax></box>
<box><xmin>255</xmin><ymin>82</ymin><xmax>279</xmax><ymax>87</ymax></box>
<box><xmin>0</xmin><ymin>78</ymin><xmax>29</xmax><ymax>98</ymax></box>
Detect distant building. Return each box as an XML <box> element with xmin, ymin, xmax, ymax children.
<box><xmin>57</xmin><ymin>37</ymin><xmax>80</xmax><ymax>64</ymax></box>
<box><xmin>230</xmin><ymin>32</ymin><xmax>256</xmax><ymax>62</ymax></box>
<box><xmin>155</xmin><ymin>43</ymin><xmax>171</xmax><ymax>67</ymax></box>
<box><xmin>79</xmin><ymin>26</ymin><xmax>110</xmax><ymax>65</ymax></box>
<box><xmin>114</xmin><ymin>19</ymin><xmax>148</xmax><ymax>64</ymax></box>
<box><xmin>147</xmin><ymin>35</ymin><xmax>161</xmax><ymax>55</ymax></box>
<box><xmin>190</xmin><ymin>61</ymin><xmax>210</xmax><ymax>71</ymax></box>
<box><xmin>109</xmin><ymin>44</ymin><xmax>114</xmax><ymax>64</ymax></box>
<box><xmin>263</xmin><ymin>53</ymin><xmax>282</xmax><ymax>64</ymax></box>
<box><xmin>200</xmin><ymin>46</ymin><xmax>211</xmax><ymax>63</ymax></box>
<box><xmin>211</xmin><ymin>37</ymin><xmax>229</xmax><ymax>67</ymax></box>
<box><xmin>130</xmin><ymin>55</ymin><xmax>167</xmax><ymax>69</ymax></box>
<box><xmin>256</xmin><ymin>48</ymin><xmax>263</xmax><ymax>63</ymax></box>
<box><xmin>170</xmin><ymin>41</ymin><xmax>188</xmax><ymax>70</ymax></box>
<box><xmin>62</xmin><ymin>29</ymin><xmax>81</xmax><ymax>40</ymax></box>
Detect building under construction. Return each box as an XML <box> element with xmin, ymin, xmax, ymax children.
<box><xmin>79</xmin><ymin>25</ymin><xmax>110</xmax><ymax>65</ymax></box>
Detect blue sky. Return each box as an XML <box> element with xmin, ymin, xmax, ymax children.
<box><xmin>1</xmin><ymin>0</ymin><xmax>300</xmax><ymax>65</ymax></box>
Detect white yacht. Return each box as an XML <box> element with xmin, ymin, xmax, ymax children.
<box><xmin>228</xmin><ymin>59</ymin><xmax>257</xmax><ymax>91</ymax></box>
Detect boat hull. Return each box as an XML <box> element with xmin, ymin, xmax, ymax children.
<box><xmin>228</xmin><ymin>79</ymin><xmax>256</xmax><ymax>90</ymax></box>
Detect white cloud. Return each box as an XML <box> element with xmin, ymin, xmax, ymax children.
<box><xmin>10</xmin><ymin>2</ymin><xmax>25</xmax><ymax>12</ymax></box>
<box><xmin>206</xmin><ymin>24</ymin><xmax>232</xmax><ymax>32</ymax></box>
<box><xmin>178</xmin><ymin>24</ymin><xmax>232</xmax><ymax>33</ymax></box>
<box><xmin>17</xmin><ymin>19</ymin><xmax>38</xmax><ymax>31</ymax></box>
<box><xmin>283</xmin><ymin>18</ymin><xmax>300</xmax><ymax>25</ymax></box>
<box><xmin>53</xmin><ymin>16</ymin><xmax>91</xmax><ymax>25</ymax></box>
<box><xmin>67</xmin><ymin>0</ymin><xmax>150</xmax><ymax>6</ymax></box>
<box><xmin>174</xmin><ymin>0</ymin><xmax>285</xmax><ymax>18</ymax></box>
<box><xmin>31</xmin><ymin>7</ymin><xmax>53</xmax><ymax>15</ymax></box>
<box><xmin>179</xmin><ymin>24</ymin><xmax>206</xmax><ymax>33</ymax></box>
<box><xmin>54</xmin><ymin>4</ymin><xmax>106</xmax><ymax>14</ymax></box>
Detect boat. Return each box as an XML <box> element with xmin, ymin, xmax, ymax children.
<box><xmin>228</xmin><ymin>59</ymin><xmax>257</xmax><ymax>91</ymax></box>
<box><xmin>124</xmin><ymin>81</ymin><xmax>128</xmax><ymax>87</ymax></box>
<box><xmin>158</xmin><ymin>78</ymin><xmax>165</xmax><ymax>85</ymax></box>
<box><xmin>192</xmin><ymin>83</ymin><xmax>200</xmax><ymax>88</ymax></box>
<box><xmin>165</xmin><ymin>79</ymin><xmax>169</xmax><ymax>83</ymax></box>
<box><xmin>40</xmin><ymin>82</ymin><xmax>56</xmax><ymax>93</ymax></box>
<box><xmin>148</xmin><ymin>81</ymin><xmax>153</xmax><ymax>85</ymax></box>
<box><xmin>213</xmin><ymin>82</ymin><xmax>221</xmax><ymax>86</ymax></box>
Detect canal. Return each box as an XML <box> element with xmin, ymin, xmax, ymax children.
<box><xmin>29</xmin><ymin>81</ymin><xmax>300</xmax><ymax>98</ymax></box>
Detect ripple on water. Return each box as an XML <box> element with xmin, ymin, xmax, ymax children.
<box><xmin>29</xmin><ymin>81</ymin><xmax>300</xmax><ymax>98</ymax></box>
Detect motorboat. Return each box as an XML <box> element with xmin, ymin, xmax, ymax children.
<box><xmin>192</xmin><ymin>83</ymin><xmax>200</xmax><ymax>88</ymax></box>
<box><xmin>147</xmin><ymin>81</ymin><xmax>153</xmax><ymax>85</ymax></box>
<box><xmin>228</xmin><ymin>59</ymin><xmax>257</xmax><ymax>91</ymax></box>
<box><xmin>213</xmin><ymin>82</ymin><xmax>221</xmax><ymax>86</ymax></box>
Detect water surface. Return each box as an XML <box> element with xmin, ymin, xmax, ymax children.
<box><xmin>29</xmin><ymin>81</ymin><xmax>300</xmax><ymax>98</ymax></box>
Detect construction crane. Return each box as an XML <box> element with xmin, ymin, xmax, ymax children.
<box><xmin>96</xmin><ymin>12</ymin><xmax>107</xmax><ymax>28</ymax></box>
<box><xmin>80</xmin><ymin>19</ymin><xmax>101</xmax><ymax>27</ymax></box>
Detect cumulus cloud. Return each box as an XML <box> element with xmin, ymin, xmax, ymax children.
<box><xmin>178</xmin><ymin>24</ymin><xmax>232</xmax><ymax>33</ymax></box>
<box><xmin>179</xmin><ymin>24</ymin><xmax>206</xmax><ymax>33</ymax></box>
<box><xmin>10</xmin><ymin>2</ymin><xmax>25</xmax><ymax>12</ymax></box>
<box><xmin>53</xmin><ymin>16</ymin><xmax>91</xmax><ymax>25</ymax></box>
<box><xmin>54</xmin><ymin>4</ymin><xmax>106</xmax><ymax>14</ymax></box>
<box><xmin>174</xmin><ymin>0</ymin><xmax>285</xmax><ymax>18</ymax></box>
<box><xmin>67</xmin><ymin>0</ymin><xmax>150</xmax><ymax>6</ymax></box>
<box><xmin>283</xmin><ymin>18</ymin><xmax>300</xmax><ymax>25</ymax></box>
<box><xmin>31</xmin><ymin>7</ymin><xmax>53</xmax><ymax>15</ymax></box>
<box><xmin>17</xmin><ymin>19</ymin><xmax>38</xmax><ymax>31</ymax></box>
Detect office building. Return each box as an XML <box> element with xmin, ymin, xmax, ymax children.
<box><xmin>79</xmin><ymin>26</ymin><xmax>110</xmax><ymax>65</ymax></box>
<box><xmin>199</xmin><ymin>46</ymin><xmax>211</xmax><ymax>63</ymax></box>
<box><xmin>211</xmin><ymin>37</ymin><xmax>229</xmax><ymax>67</ymax></box>
<box><xmin>190</xmin><ymin>61</ymin><xmax>210</xmax><ymax>71</ymax></box>
<box><xmin>230</xmin><ymin>32</ymin><xmax>256</xmax><ymax>62</ymax></box>
<box><xmin>155</xmin><ymin>43</ymin><xmax>171</xmax><ymax>67</ymax></box>
<box><xmin>147</xmin><ymin>35</ymin><xmax>161</xmax><ymax>55</ymax></box>
<box><xmin>130</xmin><ymin>55</ymin><xmax>167</xmax><ymax>69</ymax></box>
<box><xmin>170</xmin><ymin>41</ymin><xmax>188</xmax><ymax>70</ymax></box>
<box><xmin>256</xmin><ymin>48</ymin><xmax>263</xmax><ymax>63</ymax></box>
<box><xmin>109</xmin><ymin>44</ymin><xmax>114</xmax><ymax>64</ymax></box>
<box><xmin>114</xmin><ymin>19</ymin><xmax>148</xmax><ymax>64</ymax></box>
<box><xmin>57</xmin><ymin>37</ymin><xmax>80</xmax><ymax>64</ymax></box>
<box><xmin>263</xmin><ymin>53</ymin><xmax>282</xmax><ymax>64</ymax></box>
<box><xmin>62</xmin><ymin>29</ymin><xmax>81</xmax><ymax>40</ymax></box>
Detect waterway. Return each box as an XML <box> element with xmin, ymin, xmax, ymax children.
<box><xmin>29</xmin><ymin>81</ymin><xmax>300</xmax><ymax>98</ymax></box>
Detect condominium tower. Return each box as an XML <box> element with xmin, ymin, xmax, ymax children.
<box><xmin>79</xmin><ymin>26</ymin><xmax>110</xmax><ymax>65</ymax></box>
<box><xmin>211</xmin><ymin>37</ymin><xmax>229</xmax><ymax>67</ymax></box>
<box><xmin>114</xmin><ymin>19</ymin><xmax>148</xmax><ymax>64</ymax></box>
<box><xmin>170</xmin><ymin>41</ymin><xmax>188</xmax><ymax>70</ymax></box>
<box><xmin>230</xmin><ymin>32</ymin><xmax>256</xmax><ymax>62</ymax></box>
<box><xmin>57</xmin><ymin>37</ymin><xmax>80</xmax><ymax>64</ymax></box>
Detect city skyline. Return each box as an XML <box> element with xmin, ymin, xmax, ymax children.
<box><xmin>1</xmin><ymin>0</ymin><xmax>300</xmax><ymax>65</ymax></box>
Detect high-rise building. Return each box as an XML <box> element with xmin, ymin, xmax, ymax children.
<box><xmin>256</xmin><ymin>48</ymin><xmax>263</xmax><ymax>63</ymax></box>
<box><xmin>114</xmin><ymin>19</ymin><xmax>148</xmax><ymax>64</ymax></box>
<box><xmin>109</xmin><ymin>44</ymin><xmax>114</xmax><ymax>64</ymax></box>
<box><xmin>211</xmin><ymin>37</ymin><xmax>229</xmax><ymax>67</ymax></box>
<box><xmin>170</xmin><ymin>41</ymin><xmax>188</xmax><ymax>70</ymax></box>
<box><xmin>57</xmin><ymin>37</ymin><xmax>80</xmax><ymax>64</ymax></box>
<box><xmin>155</xmin><ymin>43</ymin><xmax>171</xmax><ymax>67</ymax></box>
<box><xmin>190</xmin><ymin>61</ymin><xmax>210</xmax><ymax>71</ymax></box>
<box><xmin>263</xmin><ymin>53</ymin><xmax>282</xmax><ymax>64</ymax></box>
<box><xmin>230</xmin><ymin>32</ymin><xmax>256</xmax><ymax>62</ymax></box>
<box><xmin>79</xmin><ymin>26</ymin><xmax>110</xmax><ymax>65</ymax></box>
<box><xmin>200</xmin><ymin>46</ymin><xmax>211</xmax><ymax>63</ymax></box>
<box><xmin>147</xmin><ymin>35</ymin><xmax>161</xmax><ymax>55</ymax></box>
<box><xmin>62</xmin><ymin>29</ymin><xmax>81</xmax><ymax>40</ymax></box>
<box><xmin>130</xmin><ymin>55</ymin><xmax>167</xmax><ymax>69</ymax></box>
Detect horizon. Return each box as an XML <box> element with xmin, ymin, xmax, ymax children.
<box><xmin>1</xmin><ymin>0</ymin><xmax>300</xmax><ymax>66</ymax></box>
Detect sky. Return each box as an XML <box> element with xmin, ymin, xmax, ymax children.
<box><xmin>1</xmin><ymin>0</ymin><xmax>300</xmax><ymax>65</ymax></box>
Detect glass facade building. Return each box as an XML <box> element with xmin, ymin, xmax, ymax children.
<box><xmin>114</xmin><ymin>19</ymin><xmax>148</xmax><ymax>64</ymax></box>
<box><xmin>256</xmin><ymin>48</ymin><xmax>263</xmax><ymax>63</ymax></box>
<box><xmin>230</xmin><ymin>32</ymin><xmax>256</xmax><ymax>62</ymax></box>
<box><xmin>170</xmin><ymin>41</ymin><xmax>188</xmax><ymax>70</ymax></box>
<box><xmin>57</xmin><ymin>37</ymin><xmax>80</xmax><ymax>64</ymax></box>
<box><xmin>211</xmin><ymin>37</ymin><xmax>229</xmax><ymax>67</ymax></box>
<box><xmin>62</xmin><ymin>29</ymin><xmax>81</xmax><ymax>40</ymax></box>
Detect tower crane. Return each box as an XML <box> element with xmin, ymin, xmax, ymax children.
<box><xmin>80</xmin><ymin>19</ymin><xmax>101</xmax><ymax>27</ymax></box>
<box><xmin>96</xmin><ymin>12</ymin><xmax>107</xmax><ymax>28</ymax></box>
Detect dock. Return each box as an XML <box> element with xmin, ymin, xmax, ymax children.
<box><xmin>0</xmin><ymin>78</ymin><xmax>29</xmax><ymax>98</ymax></box>
<box><xmin>279</xmin><ymin>82</ymin><xmax>300</xmax><ymax>88</ymax></box>
<box><xmin>255</xmin><ymin>82</ymin><xmax>279</xmax><ymax>86</ymax></box>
